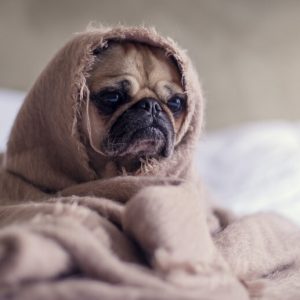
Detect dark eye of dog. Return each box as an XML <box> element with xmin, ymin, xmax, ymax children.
<box><xmin>167</xmin><ymin>96</ymin><xmax>185</xmax><ymax>115</ymax></box>
<box><xmin>91</xmin><ymin>89</ymin><xmax>127</xmax><ymax>115</ymax></box>
<box><xmin>102</xmin><ymin>91</ymin><xmax>122</xmax><ymax>103</ymax></box>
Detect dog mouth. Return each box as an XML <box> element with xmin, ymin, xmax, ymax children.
<box><xmin>102</xmin><ymin>113</ymin><xmax>174</xmax><ymax>159</ymax></box>
<box><xmin>122</xmin><ymin>126</ymin><xmax>166</xmax><ymax>157</ymax></box>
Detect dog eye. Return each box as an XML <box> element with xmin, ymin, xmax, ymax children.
<box><xmin>91</xmin><ymin>90</ymin><xmax>126</xmax><ymax>114</ymax></box>
<box><xmin>102</xmin><ymin>91</ymin><xmax>122</xmax><ymax>104</ymax></box>
<box><xmin>167</xmin><ymin>96</ymin><xmax>184</xmax><ymax>114</ymax></box>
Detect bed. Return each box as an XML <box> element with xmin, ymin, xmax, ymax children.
<box><xmin>1</xmin><ymin>88</ymin><xmax>299</xmax><ymax>225</ymax></box>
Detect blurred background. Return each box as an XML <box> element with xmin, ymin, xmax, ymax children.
<box><xmin>1</xmin><ymin>0</ymin><xmax>300</xmax><ymax>130</ymax></box>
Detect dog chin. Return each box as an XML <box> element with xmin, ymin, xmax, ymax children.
<box><xmin>119</xmin><ymin>127</ymin><xmax>166</xmax><ymax>158</ymax></box>
<box><xmin>105</xmin><ymin>126</ymin><xmax>165</xmax><ymax>158</ymax></box>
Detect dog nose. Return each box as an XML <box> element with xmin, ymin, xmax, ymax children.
<box><xmin>135</xmin><ymin>98</ymin><xmax>162</xmax><ymax>115</ymax></box>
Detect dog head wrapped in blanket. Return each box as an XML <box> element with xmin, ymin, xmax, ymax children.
<box><xmin>0</xmin><ymin>26</ymin><xmax>204</xmax><ymax>202</ymax></box>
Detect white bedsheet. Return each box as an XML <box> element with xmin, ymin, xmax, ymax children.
<box><xmin>0</xmin><ymin>89</ymin><xmax>24</xmax><ymax>149</ymax></box>
<box><xmin>0</xmin><ymin>89</ymin><xmax>299</xmax><ymax>225</ymax></box>
<box><xmin>197</xmin><ymin>122</ymin><xmax>300</xmax><ymax>225</ymax></box>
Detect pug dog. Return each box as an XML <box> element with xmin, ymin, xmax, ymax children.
<box><xmin>1</xmin><ymin>29</ymin><xmax>199</xmax><ymax>203</ymax></box>
<box><xmin>82</xmin><ymin>42</ymin><xmax>187</xmax><ymax>178</ymax></box>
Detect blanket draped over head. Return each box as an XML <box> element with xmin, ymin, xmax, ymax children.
<box><xmin>0</xmin><ymin>26</ymin><xmax>300</xmax><ymax>300</ymax></box>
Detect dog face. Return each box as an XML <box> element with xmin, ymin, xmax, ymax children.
<box><xmin>85</xmin><ymin>42</ymin><xmax>186</xmax><ymax>173</ymax></box>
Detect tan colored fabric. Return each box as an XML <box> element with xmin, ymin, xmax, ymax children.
<box><xmin>0</xmin><ymin>195</ymin><xmax>248</xmax><ymax>300</ymax></box>
<box><xmin>0</xmin><ymin>26</ymin><xmax>299</xmax><ymax>300</ymax></box>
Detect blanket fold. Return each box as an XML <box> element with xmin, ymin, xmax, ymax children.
<box><xmin>0</xmin><ymin>197</ymin><xmax>248</xmax><ymax>300</ymax></box>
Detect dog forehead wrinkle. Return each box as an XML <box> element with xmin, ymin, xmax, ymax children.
<box><xmin>90</xmin><ymin>41</ymin><xmax>183</xmax><ymax>98</ymax></box>
<box><xmin>121</xmin><ymin>42</ymin><xmax>176</xmax><ymax>89</ymax></box>
<box><xmin>141</xmin><ymin>45</ymin><xmax>156</xmax><ymax>82</ymax></box>
<box><xmin>132</xmin><ymin>45</ymin><xmax>148</xmax><ymax>83</ymax></box>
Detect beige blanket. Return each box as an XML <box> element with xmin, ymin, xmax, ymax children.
<box><xmin>0</xmin><ymin>26</ymin><xmax>299</xmax><ymax>300</ymax></box>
